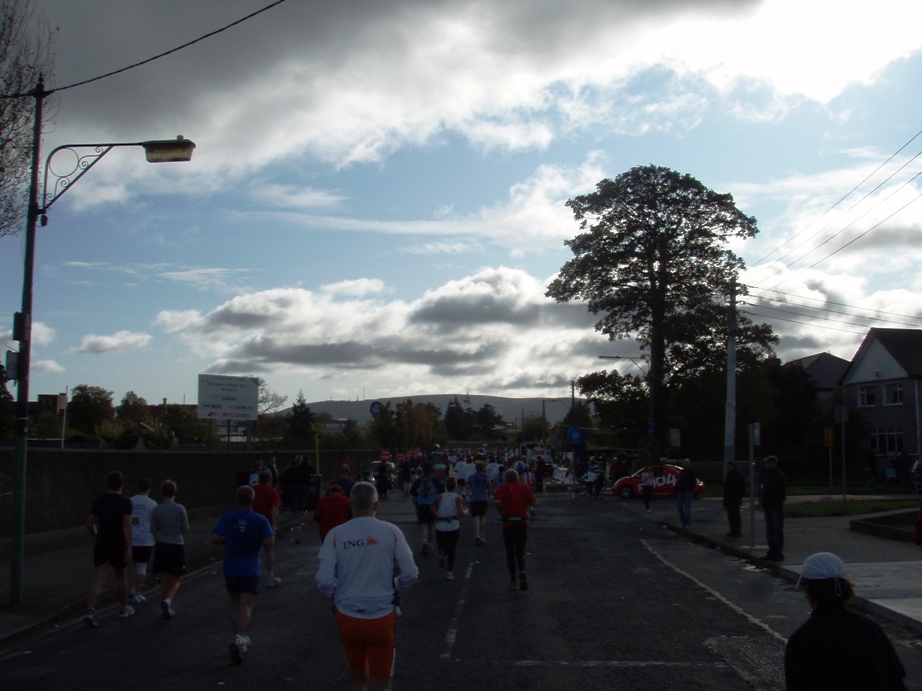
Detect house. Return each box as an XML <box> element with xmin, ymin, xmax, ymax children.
<box><xmin>784</xmin><ymin>352</ymin><xmax>849</xmax><ymax>410</ymax></box>
<box><xmin>840</xmin><ymin>328</ymin><xmax>922</xmax><ymax>459</ymax></box>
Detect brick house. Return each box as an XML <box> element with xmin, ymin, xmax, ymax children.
<box><xmin>841</xmin><ymin>328</ymin><xmax>922</xmax><ymax>459</ymax></box>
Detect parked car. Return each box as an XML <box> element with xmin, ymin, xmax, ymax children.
<box><xmin>611</xmin><ymin>464</ymin><xmax>706</xmax><ymax>500</ymax></box>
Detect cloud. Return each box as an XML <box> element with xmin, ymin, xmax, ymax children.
<box><xmin>38</xmin><ymin>0</ymin><xmax>922</xmax><ymax>206</ymax></box>
<box><xmin>154</xmin><ymin>266</ymin><xmax>610</xmax><ymax>396</ymax></box>
<box><xmin>158</xmin><ymin>268</ymin><xmax>251</xmax><ymax>291</ymax></box>
<box><xmin>79</xmin><ymin>331</ymin><xmax>152</xmax><ymax>354</ymax></box>
<box><xmin>320</xmin><ymin>279</ymin><xmax>385</xmax><ymax>296</ymax></box>
<box><xmin>31</xmin><ymin>322</ymin><xmax>56</xmax><ymax>347</ymax></box>
<box><xmin>33</xmin><ymin>360</ymin><xmax>65</xmax><ymax>373</ymax></box>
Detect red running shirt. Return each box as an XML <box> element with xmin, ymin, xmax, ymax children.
<box><xmin>493</xmin><ymin>481</ymin><xmax>537</xmax><ymax>527</ymax></box>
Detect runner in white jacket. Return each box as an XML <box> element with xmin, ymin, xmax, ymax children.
<box><xmin>316</xmin><ymin>482</ymin><xmax>418</xmax><ymax>691</ymax></box>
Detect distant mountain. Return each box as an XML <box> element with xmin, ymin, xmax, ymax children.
<box><xmin>301</xmin><ymin>394</ymin><xmax>580</xmax><ymax>426</ymax></box>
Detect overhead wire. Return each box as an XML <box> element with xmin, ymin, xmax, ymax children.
<box><xmin>746</xmin><ymin>126</ymin><xmax>922</xmax><ymax>271</ymax></box>
<box><xmin>1</xmin><ymin>0</ymin><xmax>289</xmax><ymax>98</ymax></box>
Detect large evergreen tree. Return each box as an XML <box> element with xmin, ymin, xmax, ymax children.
<box><xmin>548</xmin><ymin>165</ymin><xmax>775</xmax><ymax>462</ymax></box>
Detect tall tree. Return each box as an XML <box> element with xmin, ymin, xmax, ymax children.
<box><xmin>284</xmin><ymin>389</ymin><xmax>315</xmax><ymax>448</ymax></box>
<box><xmin>255</xmin><ymin>377</ymin><xmax>288</xmax><ymax>416</ymax></box>
<box><xmin>547</xmin><ymin>165</ymin><xmax>772</xmax><ymax>462</ymax></box>
<box><xmin>115</xmin><ymin>390</ymin><xmax>150</xmax><ymax>426</ymax></box>
<box><xmin>67</xmin><ymin>384</ymin><xmax>115</xmax><ymax>435</ymax></box>
<box><xmin>0</xmin><ymin>0</ymin><xmax>56</xmax><ymax>237</ymax></box>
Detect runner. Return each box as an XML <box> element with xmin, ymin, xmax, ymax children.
<box><xmin>128</xmin><ymin>477</ymin><xmax>157</xmax><ymax>605</ymax></box>
<box><xmin>314</xmin><ymin>483</ymin><xmax>352</xmax><ymax>542</ymax></box>
<box><xmin>316</xmin><ymin>482</ymin><xmax>418</xmax><ymax>691</ymax></box>
<box><xmin>467</xmin><ymin>461</ymin><xmax>492</xmax><ymax>545</ymax></box>
<box><xmin>150</xmin><ymin>479</ymin><xmax>190</xmax><ymax>620</ymax></box>
<box><xmin>211</xmin><ymin>485</ymin><xmax>276</xmax><ymax>664</ymax></box>
<box><xmin>409</xmin><ymin>462</ymin><xmax>443</xmax><ymax>556</ymax></box>
<box><xmin>84</xmin><ymin>471</ymin><xmax>134</xmax><ymax>627</ymax></box>
<box><xmin>432</xmin><ymin>477</ymin><xmax>469</xmax><ymax>580</ymax></box>
<box><xmin>251</xmin><ymin>469</ymin><xmax>282</xmax><ymax>587</ymax></box>
<box><xmin>493</xmin><ymin>469</ymin><xmax>538</xmax><ymax>592</ymax></box>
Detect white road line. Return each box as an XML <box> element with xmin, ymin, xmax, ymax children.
<box><xmin>640</xmin><ymin>539</ymin><xmax>787</xmax><ymax>644</ymax></box>
<box><xmin>511</xmin><ymin>660</ymin><xmax>727</xmax><ymax>668</ymax></box>
<box><xmin>441</xmin><ymin>560</ymin><xmax>475</xmax><ymax>659</ymax></box>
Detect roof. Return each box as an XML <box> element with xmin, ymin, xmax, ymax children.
<box><xmin>784</xmin><ymin>352</ymin><xmax>850</xmax><ymax>390</ymax></box>
<box><xmin>841</xmin><ymin>328</ymin><xmax>922</xmax><ymax>383</ymax></box>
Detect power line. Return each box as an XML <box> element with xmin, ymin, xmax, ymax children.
<box><xmin>741</xmin><ymin>301</ymin><xmax>922</xmax><ymax>330</ymax></box>
<box><xmin>2</xmin><ymin>0</ymin><xmax>289</xmax><ymax>99</ymax></box>
<box><xmin>739</xmin><ymin>307</ymin><xmax>867</xmax><ymax>335</ymax></box>
<box><xmin>746</xmin><ymin>285</ymin><xmax>922</xmax><ymax>323</ymax></box>
<box><xmin>754</xmin><ymin>176</ymin><xmax>922</xmax><ymax>295</ymax></box>
<box><xmin>747</xmin><ymin>126</ymin><xmax>922</xmax><ymax>270</ymax></box>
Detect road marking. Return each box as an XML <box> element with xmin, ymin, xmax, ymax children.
<box><xmin>440</xmin><ymin>560</ymin><xmax>474</xmax><ymax>659</ymax></box>
<box><xmin>511</xmin><ymin>660</ymin><xmax>727</xmax><ymax>668</ymax></box>
<box><xmin>640</xmin><ymin>539</ymin><xmax>787</xmax><ymax>644</ymax></box>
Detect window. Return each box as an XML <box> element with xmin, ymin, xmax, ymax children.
<box><xmin>884</xmin><ymin>383</ymin><xmax>903</xmax><ymax>406</ymax></box>
<box><xmin>869</xmin><ymin>428</ymin><xmax>903</xmax><ymax>454</ymax></box>
<box><xmin>858</xmin><ymin>385</ymin><xmax>877</xmax><ymax>407</ymax></box>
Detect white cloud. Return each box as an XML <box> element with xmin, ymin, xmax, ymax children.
<box><xmin>320</xmin><ymin>279</ymin><xmax>386</xmax><ymax>296</ymax></box>
<box><xmin>33</xmin><ymin>360</ymin><xmax>65</xmax><ymax>373</ymax></box>
<box><xmin>31</xmin><ymin>322</ymin><xmax>56</xmax><ymax>347</ymax></box>
<box><xmin>158</xmin><ymin>268</ymin><xmax>250</xmax><ymax>291</ymax></box>
<box><xmin>79</xmin><ymin>331</ymin><xmax>152</xmax><ymax>354</ymax></box>
<box><xmin>153</xmin><ymin>267</ymin><xmax>605</xmax><ymax>396</ymax></box>
<box><xmin>39</xmin><ymin>0</ymin><xmax>922</xmax><ymax>204</ymax></box>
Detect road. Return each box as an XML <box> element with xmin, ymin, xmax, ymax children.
<box><xmin>2</xmin><ymin>492</ymin><xmax>920</xmax><ymax>690</ymax></box>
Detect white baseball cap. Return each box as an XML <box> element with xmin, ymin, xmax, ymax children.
<box><xmin>797</xmin><ymin>552</ymin><xmax>847</xmax><ymax>587</ymax></box>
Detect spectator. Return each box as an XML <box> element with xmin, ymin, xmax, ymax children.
<box><xmin>785</xmin><ymin>552</ymin><xmax>906</xmax><ymax>690</ymax></box>
<box><xmin>761</xmin><ymin>455</ymin><xmax>787</xmax><ymax>562</ymax></box>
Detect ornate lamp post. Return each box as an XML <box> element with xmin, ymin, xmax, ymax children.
<box><xmin>9</xmin><ymin>76</ymin><xmax>195</xmax><ymax>605</ymax></box>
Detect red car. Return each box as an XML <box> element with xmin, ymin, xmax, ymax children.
<box><xmin>612</xmin><ymin>464</ymin><xmax>706</xmax><ymax>500</ymax></box>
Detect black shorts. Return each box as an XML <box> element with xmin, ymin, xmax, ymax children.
<box><xmin>469</xmin><ymin>500</ymin><xmax>488</xmax><ymax>517</ymax></box>
<box><xmin>416</xmin><ymin>503</ymin><xmax>435</xmax><ymax>524</ymax></box>
<box><xmin>225</xmin><ymin>575</ymin><xmax>260</xmax><ymax>595</ymax></box>
<box><xmin>94</xmin><ymin>541</ymin><xmax>128</xmax><ymax>569</ymax></box>
<box><xmin>131</xmin><ymin>545</ymin><xmax>153</xmax><ymax>563</ymax></box>
<box><xmin>152</xmin><ymin>542</ymin><xmax>186</xmax><ymax>577</ymax></box>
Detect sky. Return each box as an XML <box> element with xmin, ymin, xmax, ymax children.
<box><xmin>3</xmin><ymin>0</ymin><xmax>922</xmax><ymax>409</ymax></box>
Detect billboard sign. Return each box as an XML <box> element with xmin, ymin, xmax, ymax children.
<box><xmin>197</xmin><ymin>374</ymin><xmax>260</xmax><ymax>421</ymax></box>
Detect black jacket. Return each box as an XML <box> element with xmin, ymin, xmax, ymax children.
<box><xmin>760</xmin><ymin>467</ymin><xmax>786</xmax><ymax>509</ymax></box>
<box><xmin>723</xmin><ymin>469</ymin><xmax>745</xmax><ymax>508</ymax></box>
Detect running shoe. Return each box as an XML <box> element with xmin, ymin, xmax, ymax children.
<box><xmin>161</xmin><ymin>601</ymin><xmax>175</xmax><ymax>620</ymax></box>
<box><xmin>119</xmin><ymin>605</ymin><xmax>135</xmax><ymax>618</ymax></box>
<box><xmin>84</xmin><ymin>610</ymin><xmax>97</xmax><ymax>628</ymax></box>
<box><xmin>519</xmin><ymin>571</ymin><xmax>528</xmax><ymax>591</ymax></box>
<box><xmin>131</xmin><ymin>592</ymin><xmax>146</xmax><ymax>604</ymax></box>
<box><xmin>267</xmin><ymin>576</ymin><xmax>282</xmax><ymax>587</ymax></box>
<box><xmin>445</xmin><ymin>571</ymin><xmax>454</xmax><ymax>580</ymax></box>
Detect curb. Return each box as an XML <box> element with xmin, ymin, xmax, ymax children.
<box><xmin>658</xmin><ymin>519</ymin><xmax>922</xmax><ymax>637</ymax></box>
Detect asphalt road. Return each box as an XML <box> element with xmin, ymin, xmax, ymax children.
<box><xmin>2</xmin><ymin>492</ymin><xmax>920</xmax><ymax>690</ymax></box>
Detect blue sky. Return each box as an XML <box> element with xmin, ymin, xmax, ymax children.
<box><xmin>3</xmin><ymin>0</ymin><xmax>922</xmax><ymax>408</ymax></box>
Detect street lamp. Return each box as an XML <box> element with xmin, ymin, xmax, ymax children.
<box><xmin>9</xmin><ymin>76</ymin><xmax>195</xmax><ymax>605</ymax></box>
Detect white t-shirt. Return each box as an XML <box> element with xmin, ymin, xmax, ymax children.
<box><xmin>130</xmin><ymin>494</ymin><xmax>158</xmax><ymax>547</ymax></box>
<box><xmin>435</xmin><ymin>491</ymin><xmax>461</xmax><ymax>532</ymax></box>
<box><xmin>316</xmin><ymin>516</ymin><xmax>418</xmax><ymax>619</ymax></box>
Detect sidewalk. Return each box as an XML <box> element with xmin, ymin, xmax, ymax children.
<box><xmin>640</xmin><ymin>493</ymin><xmax>922</xmax><ymax>635</ymax></box>
<box><xmin>0</xmin><ymin>508</ymin><xmax>311</xmax><ymax>643</ymax></box>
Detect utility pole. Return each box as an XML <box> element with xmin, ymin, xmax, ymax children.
<box><xmin>723</xmin><ymin>280</ymin><xmax>737</xmax><ymax>479</ymax></box>
<box><xmin>570</xmin><ymin>380</ymin><xmax>575</xmax><ymax>412</ymax></box>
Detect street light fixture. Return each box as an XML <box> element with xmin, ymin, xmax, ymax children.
<box><xmin>9</xmin><ymin>76</ymin><xmax>195</xmax><ymax>605</ymax></box>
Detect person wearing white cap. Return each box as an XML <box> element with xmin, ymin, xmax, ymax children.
<box><xmin>784</xmin><ymin>552</ymin><xmax>906</xmax><ymax>690</ymax></box>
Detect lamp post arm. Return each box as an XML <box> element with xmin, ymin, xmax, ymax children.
<box><xmin>40</xmin><ymin>142</ymin><xmax>140</xmax><ymax>216</ymax></box>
